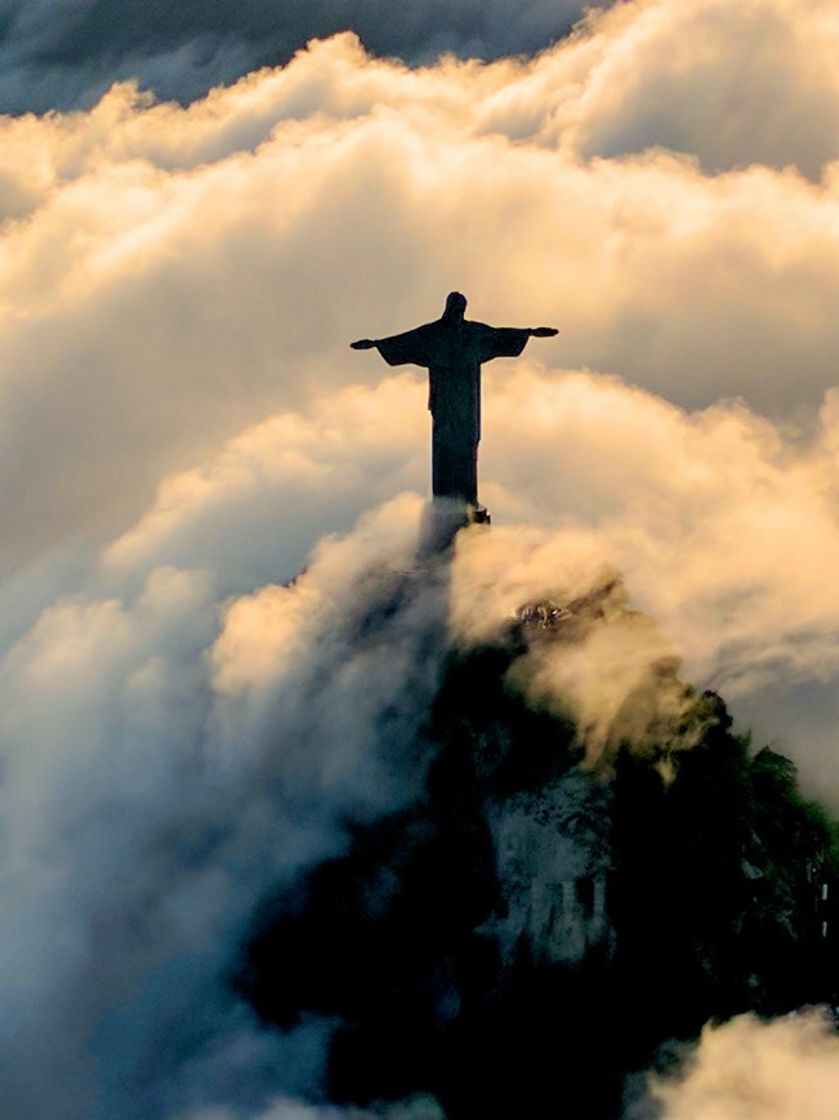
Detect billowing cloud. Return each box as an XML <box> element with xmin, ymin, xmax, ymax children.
<box><xmin>3</xmin><ymin>4</ymin><xmax>839</xmax><ymax>579</ymax></box>
<box><xmin>90</xmin><ymin>363</ymin><xmax>839</xmax><ymax>795</ymax></box>
<box><xmin>571</xmin><ymin>0</ymin><xmax>839</xmax><ymax>177</ymax></box>
<box><xmin>644</xmin><ymin>1010</ymin><xmax>839</xmax><ymax>1120</ymax></box>
<box><xmin>0</xmin><ymin>0</ymin><xmax>600</xmax><ymax>114</ymax></box>
<box><xmin>4</xmin><ymin>2</ymin><xmax>839</xmax><ymax>1115</ymax></box>
<box><xmin>0</xmin><ymin>497</ymin><xmax>455</xmax><ymax>1119</ymax></box>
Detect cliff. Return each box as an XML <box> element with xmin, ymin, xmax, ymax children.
<box><xmin>234</xmin><ymin>562</ymin><xmax>839</xmax><ymax>1118</ymax></box>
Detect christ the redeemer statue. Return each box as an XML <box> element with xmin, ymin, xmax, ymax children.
<box><xmin>351</xmin><ymin>292</ymin><xmax>557</xmax><ymax>510</ymax></box>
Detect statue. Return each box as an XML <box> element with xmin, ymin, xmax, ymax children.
<box><xmin>351</xmin><ymin>292</ymin><xmax>558</xmax><ymax>512</ymax></box>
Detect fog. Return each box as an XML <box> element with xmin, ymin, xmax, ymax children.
<box><xmin>3</xmin><ymin>0</ymin><xmax>839</xmax><ymax>1114</ymax></box>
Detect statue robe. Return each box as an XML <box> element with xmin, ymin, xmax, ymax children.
<box><xmin>374</xmin><ymin>319</ymin><xmax>531</xmax><ymax>505</ymax></box>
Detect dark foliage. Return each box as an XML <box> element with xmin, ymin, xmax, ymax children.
<box><xmin>235</xmin><ymin>620</ymin><xmax>839</xmax><ymax>1118</ymax></box>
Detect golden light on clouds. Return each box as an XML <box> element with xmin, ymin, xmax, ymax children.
<box><xmin>0</xmin><ymin>0</ymin><xmax>838</xmax><ymax>771</ymax></box>
<box><xmin>2</xmin><ymin>2</ymin><xmax>839</xmax><ymax>1114</ymax></box>
<box><xmin>2</xmin><ymin>2</ymin><xmax>839</xmax><ymax>579</ymax></box>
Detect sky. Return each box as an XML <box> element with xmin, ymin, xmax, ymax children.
<box><xmin>0</xmin><ymin>0</ymin><xmax>604</xmax><ymax>113</ymax></box>
<box><xmin>2</xmin><ymin>0</ymin><xmax>839</xmax><ymax>1116</ymax></box>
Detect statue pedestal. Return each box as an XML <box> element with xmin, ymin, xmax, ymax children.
<box><xmin>416</xmin><ymin>499</ymin><xmax>491</xmax><ymax>562</ymax></box>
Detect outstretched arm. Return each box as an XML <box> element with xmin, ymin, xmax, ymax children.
<box><xmin>479</xmin><ymin>323</ymin><xmax>559</xmax><ymax>362</ymax></box>
<box><xmin>349</xmin><ymin>325</ymin><xmax>432</xmax><ymax>367</ymax></box>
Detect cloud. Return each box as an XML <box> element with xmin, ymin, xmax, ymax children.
<box><xmin>87</xmin><ymin>362</ymin><xmax>839</xmax><ymax>792</ymax></box>
<box><xmin>0</xmin><ymin>499</ymin><xmax>455</xmax><ymax>1119</ymax></box>
<box><xmin>0</xmin><ymin>0</ymin><xmax>600</xmax><ymax>113</ymax></box>
<box><xmin>464</xmin><ymin>370</ymin><xmax>839</xmax><ymax>795</ymax></box>
<box><xmin>642</xmin><ymin>1009</ymin><xmax>839</xmax><ymax>1120</ymax></box>
<box><xmin>570</xmin><ymin>0</ymin><xmax>839</xmax><ymax>177</ymax></box>
<box><xmin>4</xmin><ymin>4</ymin><xmax>839</xmax><ymax>1112</ymax></box>
<box><xmin>2</xmin><ymin>5</ymin><xmax>839</xmax><ymax>581</ymax></box>
<box><xmin>0</xmin><ymin>475</ymin><xmax>735</xmax><ymax>1117</ymax></box>
<box><xmin>100</xmin><ymin>375</ymin><xmax>428</xmax><ymax>594</ymax></box>
<box><xmin>1</xmin><ymin>458</ymin><xmax>834</xmax><ymax>1115</ymax></box>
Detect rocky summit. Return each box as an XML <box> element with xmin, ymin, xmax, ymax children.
<box><xmin>234</xmin><ymin>564</ymin><xmax>839</xmax><ymax>1119</ymax></box>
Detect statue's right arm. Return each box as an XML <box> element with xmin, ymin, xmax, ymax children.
<box><xmin>353</xmin><ymin>326</ymin><xmax>430</xmax><ymax>367</ymax></box>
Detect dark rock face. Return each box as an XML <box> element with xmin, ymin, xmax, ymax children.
<box><xmin>234</xmin><ymin>579</ymin><xmax>839</xmax><ymax>1119</ymax></box>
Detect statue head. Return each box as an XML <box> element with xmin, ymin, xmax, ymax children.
<box><xmin>443</xmin><ymin>291</ymin><xmax>467</xmax><ymax>322</ymax></box>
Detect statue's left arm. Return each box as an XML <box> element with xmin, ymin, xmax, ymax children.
<box><xmin>478</xmin><ymin>324</ymin><xmax>558</xmax><ymax>362</ymax></box>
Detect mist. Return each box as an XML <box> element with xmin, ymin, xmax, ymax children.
<box><xmin>641</xmin><ymin>1010</ymin><xmax>839</xmax><ymax>1120</ymax></box>
<box><xmin>0</xmin><ymin>500</ymin><xmax>457</xmax><ymax>1118</ymax></box>
<box><xmin>4</xmin><ymin>0</ymin><xmax>839</xmax><ymax>1114</ymax></box>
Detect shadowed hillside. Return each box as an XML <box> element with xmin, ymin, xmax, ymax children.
<box><xmin>234</xmin><ymin>570</ymin><xmax>839</xmax><ymax>1118</ymax></box>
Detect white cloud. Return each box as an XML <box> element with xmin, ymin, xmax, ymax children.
<box><xmin>3</xmin><ymin>3</ymin><xmax>839</xmax><ymax>1114</ymax></box>
<box><xmin>0</xmin><ymin>500</ymin><xmax>452</xmax><ymax>1118</ymax></box>
<box><xmin>86</xmin><ymin>363</ymin><xmax>839</xmax><ymax>790</ymax></box>
<box><xmin>645</xmin><ymin>1010</ymin><xmax>839</xmax><ymax>1120</ymax></box>
<box><xmin>0</xmin><ymin>0</ymin><xmax>599</xmax><ymax>113</ymax></box>
<box><xmin>2</xmin><ymin>4</ymin><xmax>839</xmax><ymax>577</ymax></box>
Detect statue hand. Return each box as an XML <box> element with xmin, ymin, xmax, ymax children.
<box><xmin>531</xmin><ymin>327</ymin><xmax>558</xmax><ymax>337</ymax></box>
<box><xmin>350</xmin><ymin>338</ymin><xmax>377</xmax><ymax>350</ymax></box>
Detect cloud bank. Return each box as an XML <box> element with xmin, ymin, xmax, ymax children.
<box><xmin>645</xmin><ymin>1010</ymin><xmax>839</xmax><ymax>1120</ymax></box>
<box><xmin>40</xmin><ymin>356</ymin><xmax>839</xmax><ymax>800</ymax></box>
<box><xmin>0</xmin><ymin>0</ymin><xmax>601</xmax><ymax>114</ymax></box>
<box><xmin>3</xmin><ymin>0</ymin><xmax>839</xmax><ymax>577</ymax></box>
<box><xmin>4</xmin><ymin>0</ymin><xmax>839</xmax><ymax>1114</ymax></box>
<box><xmin>0</xmin><ymin>498</ymin><xmax>455</xmax><ymax>1119</ymax></box>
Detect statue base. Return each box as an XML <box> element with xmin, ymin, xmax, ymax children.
<box><xmin>416</xmin><ymin>499</ymin><xmax>491</xmax><ymax>563</ymax></box>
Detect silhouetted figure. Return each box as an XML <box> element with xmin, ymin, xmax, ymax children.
<box><xmin>352</xmin><ymin>292</ymin><xmax>557</xmax><ymax>511</ymax></box>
